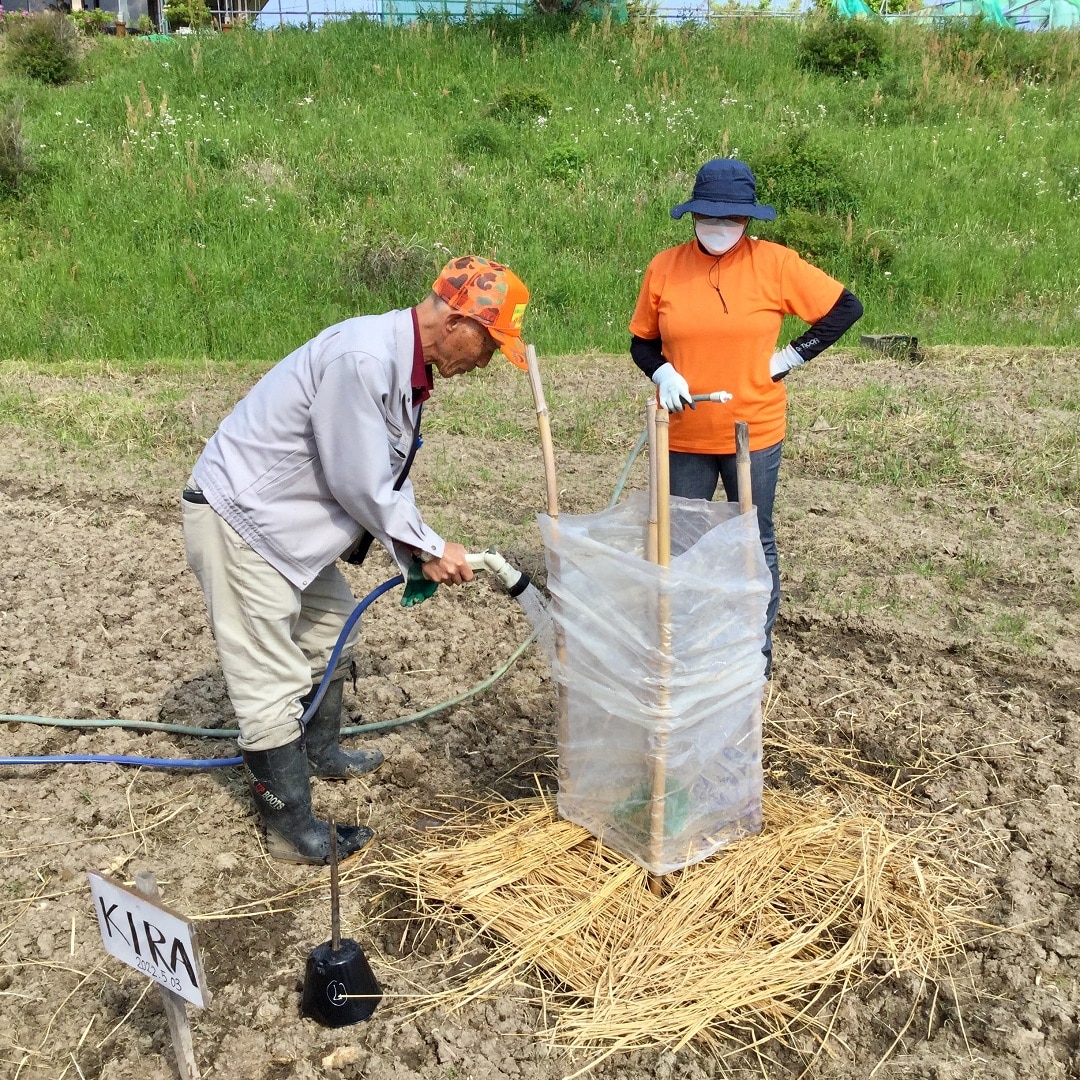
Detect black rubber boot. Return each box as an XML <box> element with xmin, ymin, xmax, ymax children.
<box><xmin>302</xmin><ymin>677</ymin><xmax>384</xmax><ymax>780</ymax></box>
<box><xmin>242</xmin><ymin>738</ymin><xmax>374</xmax><ymax>865</ymax></box>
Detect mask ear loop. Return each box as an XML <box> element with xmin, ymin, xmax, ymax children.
<box><xmin>706</xmin><ymin>257</ymin><xmax>729</xmax><ymax>314</ymax></box>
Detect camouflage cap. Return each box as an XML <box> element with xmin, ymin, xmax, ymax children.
<box><xmin>433</xmin><ymin>256</ymin><xmax>530</xmax><ymax>370</ymax></box>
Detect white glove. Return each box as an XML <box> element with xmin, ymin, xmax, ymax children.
<box><xmin>651</xmin><ymin>362</ymin><xmax>693</xmax><ymax>412</ymax></box>
<box><xmin>770</xmin><ymin>345</ymin><xmax>805</xmax><ymax>382</ymax></box>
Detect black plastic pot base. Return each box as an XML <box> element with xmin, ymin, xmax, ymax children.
<box><xmin>301</xmin><ymin>938</ymin><xmax>381</xmax><ymax>1026</ymax></box>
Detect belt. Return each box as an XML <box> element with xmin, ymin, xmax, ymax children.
<box><xmin>182</xmin><ymin>489</ymin><xmax>209</xmax><ymax>505</ymax></box>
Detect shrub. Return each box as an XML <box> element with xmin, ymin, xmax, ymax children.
<box><xmin>531</xmin><ymin>0</ymin><xmax>584</xmax><ymax>12</ymax></box>
<box><xmin>760</xmin><ymin>208</ymin><xmax>896</xmax><ymax>278</ymax></box>
<box><xmin>70</xmin><ymin>8</ymin><xmax>113</xmax><ymax>34</ymax></box>
<box><xmin>467</xmin><ymin>3</ymin><xmax>603</xmax><ymax>40</ymax></box>
<box><xmin>542</xmin><ymin>139</ymin><xmax>586</xmax><ymax>181</ymax></box>
<box><xmin>933</xmin><ymin>16</ymin><xmax>1073</xmax><ymax>83</ymax></box>
<box><xmin>5</xmin><ymin>12</ymin><xmax>79</xmax><ymax>85</ymax></box>
<box><xmin>0</xmin><ymin>9</ymin><xmax>31</xmax><ymax>33</ymax></box>
<box><xmin>452</xmin><ymin>122</ymin><xmax>511</xmax><ymax>161</ymax></box>
<box><xmin>850</xmin><ymin>227</ymin><xmax>898</xmax><ymax>277</ymax></box>
<box><xmin>0</xmin><ymin>100</ymin><xmax>33</xmax><ymax>197</ymax></box>
<box><xmin>338</xmin><ymin>233</ymin><xmax>437</xmax><ymax>308</ymax></box>
<box><xmin>165</xmin><ymin>0</ymin><xmax>213</xmax><ymax>29</ymax></box>
<box><xmin>467</xmin><ymin>0</ymin><xmax>622</xmax><ymax>35</ymax></box>
<box><xmin>796</xmin><ymin>14</ymin><xmax>886</xmax><ymax>79</ymax></box>
<box><xmin>487</xmin><ymin>85</ymin><xmax>553</xmax><ymax>123</ymax></box>
<box><xmin>753</xmin><ymin>130</ymin><xmax>861</xmax><ymax>217</ymax></box>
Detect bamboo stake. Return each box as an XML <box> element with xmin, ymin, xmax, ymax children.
<box><xmin>645</xmin><ymin>400</ymin><xmax>658</xmax><ymax>564</ymax></box>
<box><xmin>735</xmin><ymin>421</ymin><xmax>753</xmax><ymax>515</ymax></box>
<box><xmin>647</xmin><ymin>407</ymin><xmax>673</xmax><ymax>896</ymax></box>
<box><xmin>524</xmin><ymin>344</ymin><xmax>567</xmax><ymax>785</ymax></box>
<box><xmin>734</xmin><ymin>420</ymin><xmax>767</xmax><ymax>723</ymax></box>
<box><xmin>134</xmin><ymin>872</ymin><xmax>201</xmax><ymax>1080</ymax></box>
<box><xmin>525</xmin><ymin>344</ymin><xmax>559</xmax><ymax>521</ymax></box>
<box><xmin>655</xmin><ymin>410</ymin><xmax>671</xmax><ymax>567</ymax></box>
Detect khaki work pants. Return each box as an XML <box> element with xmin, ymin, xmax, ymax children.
<box><xmin>182</xmin><ymin>498</ymin><xmax>359</xmax><ymax>751</ymax></box>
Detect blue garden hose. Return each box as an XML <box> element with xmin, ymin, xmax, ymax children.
<box><xmin>292</xmin><ymin>574</ymin><xmax>404</xmax><ymax>722</ymax></box>
<box><xmin>0</xmin><ymin>575</ymin><xmax>404</xmax><ymax>770</ymax></box>
<box><xmin>4</xmin><ymin>754</ymin><xmax>243</xmax><ymax>769</ymax></box>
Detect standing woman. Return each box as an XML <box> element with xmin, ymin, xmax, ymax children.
<box><xmin>629</xmin><ymin>158</ymin><xmax>863</xmax><ymax>677</ymax></box>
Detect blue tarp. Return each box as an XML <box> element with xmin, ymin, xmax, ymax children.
<box><xmin>836</xmin><ymin>0</ymin><xmax>877</xmax><ymax>16</ymax></box>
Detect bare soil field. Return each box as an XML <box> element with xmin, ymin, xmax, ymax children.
<box><xmin>1</xmin><ymin>346</ymin><xmax>1077</xmax><ymax>1080</ymax></box>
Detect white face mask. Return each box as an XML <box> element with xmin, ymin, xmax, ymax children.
<box><xmin>694</xmin><ymin>218</ymin><xmax>747</xmax><ymax>256</ymax></box>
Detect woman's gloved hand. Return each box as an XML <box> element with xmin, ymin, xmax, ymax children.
<box><xmin>769</xmin><ymin>345</ymin><xmax>805</xmax><ymax>382</ymax></box>
<box><xmin>651</xmin><ymin>362</ymin><xmax>694</xmax><ymax>412</ymax></box>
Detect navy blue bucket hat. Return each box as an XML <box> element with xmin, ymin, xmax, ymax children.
<box><xmin>671</xmin><ymin>159</ymin><xmax>777</xmax><ymax>221</ymax></box>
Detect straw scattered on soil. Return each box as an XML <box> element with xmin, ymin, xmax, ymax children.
<box><xmin>371</xmin><ymin>763</ymin><xmax>984</xmax><ymax>1068</ymax></box>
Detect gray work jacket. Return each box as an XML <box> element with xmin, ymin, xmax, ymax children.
<box><xmin>193</xmin><ymin>309</ymin><xmax>444</xmax><ymax>589</ymax></box>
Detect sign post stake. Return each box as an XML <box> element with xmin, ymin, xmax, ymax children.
<box><xmin>134</xmin><ymin>872</ymin><xmax>202</xmax><ymax>1080</ymax></box>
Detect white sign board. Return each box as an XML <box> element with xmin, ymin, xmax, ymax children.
<box><xmin>88</xmin><ymin>873</ymin><xmax>209</xmax><ymax>1008</ymax></box>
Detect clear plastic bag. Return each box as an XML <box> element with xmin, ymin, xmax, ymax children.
<box><xmin>537</xmin><ymin>491</ymin><xmax>770</xmax><ymax>875</ymax></box>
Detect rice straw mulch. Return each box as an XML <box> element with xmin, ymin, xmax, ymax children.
<box><xmin>370</xmin><ymin>783</ymin><xmax>981</xmax><ymax>1064</ymax></box>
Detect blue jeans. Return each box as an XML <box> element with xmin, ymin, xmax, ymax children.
<box><xmin>668</xmin><ymin>441</ymin><xmax>783</xmax><ymax>678</ymax></box>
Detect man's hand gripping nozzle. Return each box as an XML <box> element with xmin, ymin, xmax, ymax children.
<box><xmin>402</xmin><ymin>548</ymin><xmax>531</xmax><ymax>607</ymax></box>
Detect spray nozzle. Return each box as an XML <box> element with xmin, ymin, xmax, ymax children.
<box><xmin>466</xmin><ymin>548</ymin><xmax>531</xmax><ymax>597</ymax></box>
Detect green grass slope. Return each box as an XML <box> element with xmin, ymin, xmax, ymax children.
<box><xmin>1</xmin><ymin>14</ymin><xmax>1078</xmax><ymax>363</ymax></box>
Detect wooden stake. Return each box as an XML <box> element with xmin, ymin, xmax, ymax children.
<box><xmin>134</xmin><ymin>872</ymin><xmax>201</xmax><ymax>1080</ymax></box>
<box><xmin>524</xmin><ymin>344</ymin><xmax>568</xmax><ymax>785</ymax></box>
<box><xmin>647</xmin><ymin>407</ymin><xmax>673</xmax><ymax>896</ymax></box>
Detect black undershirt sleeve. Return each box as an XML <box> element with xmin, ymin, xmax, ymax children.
<box><xmin>630</xmin><ymin>335</ymin><xmax>665</xmax><ymax>379</ymax></box>
<box><xmin>787</xmin><ymin>289</ymin><xmax>864</xmax><ymax>362</ymax></box>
